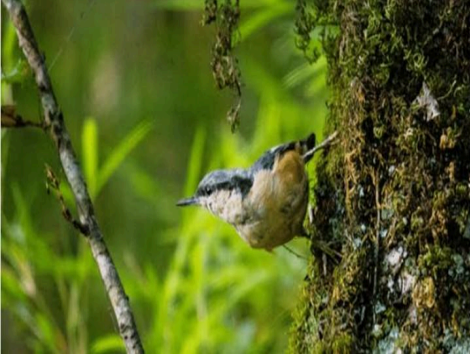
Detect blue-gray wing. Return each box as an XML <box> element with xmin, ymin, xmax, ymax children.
<box><xmin>251</xmin><ymin>143</ymin><xmax>295</xmax><ymax>172</ymax></box>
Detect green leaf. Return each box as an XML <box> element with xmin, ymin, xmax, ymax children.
<box><xmin>237</xmin><ymin>4</ymin><xmax>293</xmax><ymax>42</ymax></box>
<box><xmin>184</xmin><ymin>127</ymin><xmax>206</xmax><ymax>197</ymax></box>
<box><xmin>97</xmin><ymin>119</ymin><xmax>153</xmax><ymax>196</ymax></box>
<box><xmin>1</xmin><ymin>265</ymin><xmax>29</xmax><ymax>304</ymax></box>
<box><xmin>36</xmin><ymin>313</ymin><xmax>59</xmax><ymax>353</ymax></box>
<box><xmin>91</xmin><ymin>334</ymin><xmax>125</xmax><ymax>354</ymax></box>
<box><xmin>2</xmin><ymin>21</ymin><xmax>20</xmax><ymax>73</ymax></box>
<box><xmin>283</xmin><ymin>56</ymin><xmax>327</xmax><ymax>94</ymax></box>
<box><xmin>82</xmin><ymin>118</ymin><xmax>98</xmax><ymax>199</ymax></box>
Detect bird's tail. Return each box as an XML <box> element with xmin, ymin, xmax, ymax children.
<box><xmin>298</xmin><ymin>133</ymin><xmax>316</xmax><ymax>157</ymax></box>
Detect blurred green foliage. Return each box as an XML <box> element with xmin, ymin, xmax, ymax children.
<box><xmin>1</xmin><ymin>0</ymin><xmax>328</xmax><ymax>352</ymax></box>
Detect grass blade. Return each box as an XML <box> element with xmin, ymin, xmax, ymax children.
<box><xmin>82</xmin><ymin>118</ymin><xmax>98</xmax><ymax>199</ymax></box>
<box><xmin>97</xmin><ymin>119</ymin><xmax>154</xmax><ymax>195</ymax></box>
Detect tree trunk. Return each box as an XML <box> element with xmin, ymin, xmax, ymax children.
<box><xmin>290</xmin><ymin>1</ymin><xmax>470</xmax><ymax>352</ymax></box>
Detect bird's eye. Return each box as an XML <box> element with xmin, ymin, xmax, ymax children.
<box><xmin>204</xmin><ymin>186</ymin><xmax>213</xmax><ymax>195</ymax></box>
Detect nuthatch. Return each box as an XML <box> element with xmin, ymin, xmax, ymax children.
<box><xmin>177</xmin><ymin>132</ymin><xmax>337</xmax><ymax>251</ymax></box>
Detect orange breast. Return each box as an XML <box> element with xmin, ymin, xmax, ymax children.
<box><xmin>273</xmin><ymin>150</ymin><xmax>306</xmax><ymax>186</ymax></box>
<box><xmin>237</xmin><ymin>150</ymin><xmax>309</xmax><ymax>251</ymax></box>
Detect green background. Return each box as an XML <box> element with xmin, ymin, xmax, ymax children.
<box><xmin>1</xmin><ymin>0</ymin><xmax>328</xmax><ymax>352</ymax></box>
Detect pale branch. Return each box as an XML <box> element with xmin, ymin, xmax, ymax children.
<box><xmin>1</xmin><ymin>1</ymin><xmax>145</xmax><ymax>352</ymax></box>
<box><xmin>302</xmin><ymin>131</ymin><xmax>338</xmax><ymax>162</ymax></box>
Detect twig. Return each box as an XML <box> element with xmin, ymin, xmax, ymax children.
<box><xmin>1</xmin><ymin>1</ymin><xmax>145</xmax><ymax>352</ymax></box>
<box><xmin>302</xmin><ymin>131</ymin><xmax>338</xmax><ymax>162</ymax></box>
<box><xmin>1</xmin><ymin>104</ymin><xmax>45</xmax><ymax>129</ymax></box>
<box><xmin>282</xmin><ymin>245</ymin><xmax>308</xmax><ymax>260</ymax></box>
<box><xmin>45</xmin><ymin>164</ymin><xmax>89</xmax><ymax>235</ymax></box>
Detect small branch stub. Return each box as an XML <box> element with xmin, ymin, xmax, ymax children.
<box><xmin>45</xmin><ymin>164</ymin><xmax>89</xmax><ymax>235</ymax></box>
<box><xmin>1</xmin><ymin>104</ymin><xmax>45</xmax><ymax>129</ymax></box>
<box><xmin>302</xmin><ymin>131</ymin><xmax>338</xmax><ymax>162</ymax></box>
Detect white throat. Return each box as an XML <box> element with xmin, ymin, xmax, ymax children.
<box><xmin>199</xmin><ymin>189</ymin><xmax>244</xmax><ymax>224</ymax></box>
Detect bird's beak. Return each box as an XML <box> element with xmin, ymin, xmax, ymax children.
<box><xmin>176</xmin><ymin>196</ymin><xmax>199</xmax><ymax>207</ymax></box>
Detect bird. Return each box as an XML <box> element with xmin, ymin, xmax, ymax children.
<box><xmin>177</xmin><ymin>132</ymin><xmax>337</xmax><ymax>251</ymax></box>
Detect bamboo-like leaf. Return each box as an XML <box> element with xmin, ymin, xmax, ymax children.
<box><xmin>97</xmin><ymin>119</ymin><xmax>154</xmax><ymax>196</ymax></box>
<box><xmin>82</xmin><ymin>118</ymin><xmax>98</xmax><ymax>199</ymax></box>
<box><xmin>91</xmin><ymin>334</ymin><xmax>125</xmax><ymax>354</ymax></box>
<box><xmin>237</xmin><ymin>3</ymin><xmax>292</xmax><ymax>42</ymax></box>
<box><xmin>184</xmin><ymin>127</ymin><xmax>206</xmax><ymax>197</ymax></box>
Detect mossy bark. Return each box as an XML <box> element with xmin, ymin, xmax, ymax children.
<box><xmin>290</xmin><ymin>1</ymin><xmax>470</xmax><ymax>352</ymax></box>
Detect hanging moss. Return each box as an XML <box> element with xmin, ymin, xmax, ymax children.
<box><xmin>203</xmin><ymin>0</ymin><xmax>242</xmax><ymax>131</ymax></box>
<box><xmin>290</xmin><ymin>0</ymin><xmax>470</xmax><ymax>352</ymax></box>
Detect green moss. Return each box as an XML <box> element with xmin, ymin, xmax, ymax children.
<box><xmin>331</xmin><ymin>333</ymin><xmax>353</xmax><ymax>353</ymax></box>
<box><xmin>203</xmin><ymin>0</ymin><xmax>242</xmax><ymax>131</ymax></box>
<box><xmin>290</xmin><ymin>0</ymin><xmax>470</xmax><ymax>351</ymax></box>
<box><xmin>418</xmin><ymin>245</ymin><xmax>453</xmax><ymax>276</ymax></box>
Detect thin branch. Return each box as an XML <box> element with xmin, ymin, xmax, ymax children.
<box><xmin>282</xmin><ymin>245</ymin><xmax>308</xmax><ymax>260</ymax></box>
<box><xmin>45</xmin><ymin>164</ymin><xmax>89</xmax><ymax>235</ymax></box>
<box><xmin>302</xmin><ymin>131</ymin><xmax>339</xmax><ymax>162</ymax></box>
<box><xmin>1</xmin><ymin>105</ymin><xmax>45</xmax><ymax>129</ymax></box>
<box><xmin>1</xmin><ymin>1</ymin><xmax>145</xmax><ymax>352</ymax></box>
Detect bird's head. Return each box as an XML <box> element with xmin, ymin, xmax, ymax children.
<box><xmin>177</xmin><ymin>169</ymin><xmax>253</xmax><ymax>221</ymax></box>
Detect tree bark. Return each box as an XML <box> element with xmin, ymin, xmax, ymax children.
<box><xmin>291</xmin><ymin>1</ymin><xmax>470</xmax><ymax>352</ymax></box>
<box><xmin>1</xmin><ymin>1</ymin><xmax>145</xmax><ymax>352</ymax></box>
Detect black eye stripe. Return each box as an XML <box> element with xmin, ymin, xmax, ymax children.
<box><xmin>196</xmin><ymin>169</ymin><xmax>253</xmax><ymax>198</ymax></box>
